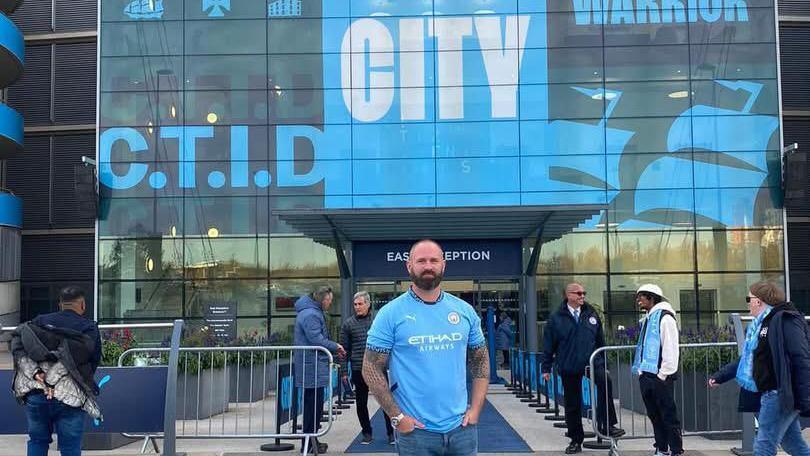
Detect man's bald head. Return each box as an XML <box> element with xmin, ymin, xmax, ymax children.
<box><xmin>564</xmin><ymin>282</ymin><xmax>586</xmax><ymax>308</ymax></box>
<box><xmin>409</xmin><ymin>239</ymin><xmax>444</xmax><ymax>258</ymax></box>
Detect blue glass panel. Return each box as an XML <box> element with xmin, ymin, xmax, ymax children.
<box><xmin>436</xmin><ymin>157</ymin><xmax>520</xmax><ymax>193</ymax></box>
<box><xmin>521</xmin><ymin>155</ymin><xmax>607</xmax><ymax>192</ymax></box>
<box><xmin>353</xmin><ymin>194</ymin><xmax>437</xmax><ymax>208</ymax></box>
<box><xmin>352</xmin><ymin>159</ymin><xmax>435</xmax><ymax>195</ymax></box>
<box><xmin>436</xmin><ymin>121</ymin><xmax>518</xmax><ymax>158</ymax></box>
<box><xmin>352</xmin><ymin>123</ymin><xmax>435</xmax><ymax>159</ymax></box>
<box><xmin>437</xmin><ymin>193</ymin><xmax>521</xmax><ymax>206</ymax></box>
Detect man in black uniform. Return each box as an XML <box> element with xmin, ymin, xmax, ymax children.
<box><xmin>341</xmin><ymin>291</ymin><xmax>394</xmax><ymax>445</ymax></box>
<box><xmin>542</xmin><ymin>283</ymin><xmax>624</xmax><ymax>454</ymax></box>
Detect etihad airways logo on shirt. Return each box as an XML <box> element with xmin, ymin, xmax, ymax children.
<box><xmin>408</xmin><ymin>333</ymin><xmax>464</xmax><ymax>352</ymax></box>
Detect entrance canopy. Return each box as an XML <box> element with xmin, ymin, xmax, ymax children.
<box><xmin>274</xmin><ymin>205</ymin><xmax>604</xmax><ymax>245</ymax></box>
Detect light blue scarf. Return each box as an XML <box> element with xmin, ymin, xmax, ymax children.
<box><xmin>735</xmin><ymin>305</ymin><xmax>772</xmax><ymax>392</ymax></box>
<box><xmin>632</xmin><ymin>309</ymin><xmax>664</xmax><ymax>375</ymax></box>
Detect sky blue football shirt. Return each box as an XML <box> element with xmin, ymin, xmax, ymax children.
<box><xmin>366</xmin><ymin>288</ymin><xmax>486</xmax><ymax>433</ymax></box>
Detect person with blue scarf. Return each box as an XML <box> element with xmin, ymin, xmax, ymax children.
<box><xmin>633</xmin><ymin>284</ymin><xmax>682</xmax><ymax>456</ymax></box>
<box><xmin>708</xmin><ymin>283</ymin><xmax>773</xmax><ymax>415</ymax></box>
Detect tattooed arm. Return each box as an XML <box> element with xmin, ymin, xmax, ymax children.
<box><xmin>361</xmin><ymin>349</ymin><xmax>401</xmax><ymax>417</ymax></box>
<box><xmin>464</xmin><ymin>345</ymin><xmax>490</xmax><ymax>426</ymax></box>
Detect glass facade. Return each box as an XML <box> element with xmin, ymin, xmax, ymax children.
<box><xmin>98</xmin><ymin>0</ymin><xmax>784</xmax><ymax>336</ymax></box>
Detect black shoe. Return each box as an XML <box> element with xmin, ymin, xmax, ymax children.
<box><xmin>360</xmin><ymin>433</ymin><xmax>373</xmax><ymax>445</ymax></box>
<box><xmin>565</xmin><ymin>442</ymin><xmax>582</xmax><ymax>454</ymax></box>
<box><xmin>388</xmin><ymin>434</ymin><xmax>396</xmax><ymax>445</ymax></box>
<box><xmin>609</xmin><ymin>426</ymin><xmax>626</xmax><ymax>438</ymax></box>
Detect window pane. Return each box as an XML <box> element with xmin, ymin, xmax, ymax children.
<box><xmin>184</xmin><ymin>55</ymin><xmax>267</xmax><ymax>90</ymax></box>
<box><xmin>185</xmin><ymin>20</ymin><xmax>266</xmax><ymax>55</ymax></box>
<box><xmin>100</xmin><ymin>22</ymin><xmax>184</xmax><ymax>56</ymax></box>
<box><xmin>185</xmin><ymin>279</ymin><xmax>267</xmax><ymax>318</ymax></box>
<box><xmin>605</xmin><ymin>45</ymin><xmax>689</xmax><ymax>82</ymax></box>
<box><xmin>99</xmin><ymin>238</ymin><xmax>184</xmax><ymax>280</ymax></box>
<box><xmin>690</xmin><ymin>43</ymin><xmax>777</xmax><ymax>80</ymax></box>
<box><xmin>536</xmin><ymin>232</ymin><xmax>607</xmax><ymax>274</ymax></box>
<box><xmin>269</xmin><ymin>238</ymin><xmax>339</xmax><ymax>278</ymax></box>
<box><xmin>101</xmin><ymin>57</ymin><xmax>183</xmax><ymax>92</ymax></box>
<box><xmin>609</xmin><ymin>230</ymin><xmax>695</xmax><ymax>273</ymax></box>
<box><xmin>99</xmin><ymin>280</ymin><xmax>184</xmax><ymax>320</ymax></box>
<box><xmin>697</xmin><ymin>229</ymin><xmax>784</xmax><ymax>272</ymax></box>
<box><xmin>689</xmin><ymin>7</ymin><xmax>775</xmax><ymax>45</ymax></box>
<box><xmin>99</xmin><ymin>197</ymin><xmax>183</xmax><ymax>237</ymax></box>
<box><xmin>697</xmin><ymin>272</ymin><xmax>785</xmax><ymax>324</ymax></box>
<box><xmin>184</xmin><ymin>238</ymin><xmax>269</xmax><ymax>279</ymax></box>
<box><xmin>184</xmin><ymin>197</ymin><xmax>269</xmax><ymax>236</ymax></box>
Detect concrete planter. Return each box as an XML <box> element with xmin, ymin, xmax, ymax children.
<box><xmin>81</xmin><ymin>432</ymin><xmax>137</xmax><ymax>450</ymax></box>
<box><xmin>228</xmin><ymin>361</ymin><xmax>279</xmax><ymax>403</ymax></box>
<box><xmin>176</xmin><ymin>368</ymin><xmax>229</xmax><ymax>420</ymax></box>
<box><xmin>615</xmin><ymin>362</ymin><xmax>741</xmax><ymax>433</ymax></box>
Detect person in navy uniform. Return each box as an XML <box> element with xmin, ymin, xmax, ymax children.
<box><xmin>542</xmin><ymin>283</ymin><xmax>624</xmax><ymax>454</ymax></box>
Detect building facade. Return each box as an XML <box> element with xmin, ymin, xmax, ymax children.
<box><xmin>5</xmin><ymin>0</ymin><xmax>810</xmax><ymax>348</ymax></box>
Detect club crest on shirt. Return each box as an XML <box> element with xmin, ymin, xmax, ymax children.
<box><xmin>448</xmin><ymin>311</ymin><xmax>460</xmax><ymax>325</ymax></box>
<box><xmin>589</xmin><ymin>316</ymin><xmax>597</xmax><ymax>325</ymax></box>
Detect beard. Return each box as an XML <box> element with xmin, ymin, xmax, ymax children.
<box><xmin>410</xmin><ymin>269</ymin><xmax>444</xmax><ymax>291</ymax></box>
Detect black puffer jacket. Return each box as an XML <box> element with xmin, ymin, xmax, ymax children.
<box><xmin>340</xmin><ymin>313</ymin><xmax>373</xmax><ymax>372</ymax></box>
<box><xmin>11</xmin><ymin>322</ymin><xmax>100</xmax><ymax>398</ymax></box>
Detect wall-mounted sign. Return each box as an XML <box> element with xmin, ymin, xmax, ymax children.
<box><xmin>205</xmin><ymin>301</ymin><xmax>237</xmax><ymax>342</ymax></box>
<box><xmin>353</xmin><ymin>239</ymin><xmax>522</xmax><ymax>279</ymax></box>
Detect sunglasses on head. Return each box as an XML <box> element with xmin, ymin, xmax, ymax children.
<box><xmin>569</xmin><ymin>291</ymin><xmax>586</xmax><ymax>296</ymax></box>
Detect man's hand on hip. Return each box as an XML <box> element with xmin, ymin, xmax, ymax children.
<box><xmin>396</xmin><ymin>415</ymin><xmax>425</xmax><ymax>434</ymax></box>
<box><xmin>462</xmin><ymin>407</ymin><xmax>482</xmax><ymax>427</ymax></box>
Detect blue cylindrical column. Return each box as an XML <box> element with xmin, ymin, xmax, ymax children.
<box><xmin>0</xmin><ymin>191</ymin><xmax>21</xmax><ymax>333</ymax></box>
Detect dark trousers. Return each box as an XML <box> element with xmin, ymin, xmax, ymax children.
<box><xmin>561</xmin><ymin>370</ymin><xmax>618</xmax><ymax>444</ymax></box>
<box><xmin>351</xmin><ymin>370</ymin><xmax>393</xmax><ymax>437</ymax></box>
<box><xmin>302</xmin><ymin>387</ymin><xmax>326</xmax><ymax>435</ymax></box>
<box><xmin>639</xmin><ymin>374</ymin><xmax>683</xmax><ymax>454</ymax></box>
<box><xmin>502</xmin><ymin>350</ymin><xmax>510</xmax><ymax>367</ymax></box>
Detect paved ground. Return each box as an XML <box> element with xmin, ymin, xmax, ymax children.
<box><xmin>0</xmin><ymin>369</ymin><xmax>806</xmax><ymax>455</ymax></box>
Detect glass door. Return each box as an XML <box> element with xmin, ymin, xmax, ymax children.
<box><xmin>355</xmin><ymin>281</ymin><xmax>398</xmax><ymax>311</ymax></box>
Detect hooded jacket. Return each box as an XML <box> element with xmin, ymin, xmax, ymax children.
<box><xmin>10</xmin><ymin>321</ymin><xmax>102</xmax><ymax>419</ymax></box>
<box><xmin>753</xmin><ymin>302</ymin><xmax>810</xmax><ymax>416</ymax></box>
<box><xmin>495</xmin><ymin>316</ymin><xmax>514</xmax><ymax>351</ymax></box>
<box><xmin>293</xmin><ymin>295</ymin><xmax>339</xmax><ymax>388</ymax></box>
<box><xmin>542</xmin><ymin>301</ymin><xmax>605</xmax><ymax>375</ymax></box>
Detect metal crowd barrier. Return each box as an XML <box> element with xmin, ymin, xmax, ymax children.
<box><xmin>588</xmin><ymin>341</ymin><xmax>740</xmax><ymax>456</ymax></box>
<box><xmin>119</xmin><ymin>345</ymin><xmax>336</xmax><ymax>455</ymax></box>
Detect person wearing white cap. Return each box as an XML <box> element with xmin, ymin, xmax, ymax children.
<box><xmin>632</xmin><ymin>284</ymin><xmax>682</xmax><ymax>456</ymax></box>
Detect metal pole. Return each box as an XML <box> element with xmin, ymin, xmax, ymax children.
<box><xmin>162</xmin><ymin>319</ymin><xmax>184</xmax><ymax>456</ymax></box>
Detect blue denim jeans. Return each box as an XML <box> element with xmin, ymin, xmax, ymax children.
<box><xmin>25</xmin><ymin>393</ymin><xmax>86</xmax><ymax>456</ymax></box>
<box><xmin>396</xmin><ymin>424</ymin><xmax>477</xmax><ymax>456</ymax></box>
<box><xmin>754</xmin><ymin>390</ymin><xmax>810</xmax><ymax>456</ymax></box>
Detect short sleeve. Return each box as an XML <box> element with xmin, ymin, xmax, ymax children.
<box><xmin>366</xmin><ymin>305</ymin><xmax>395</xmax><ymax>354</ymax></box>
<box><xmin>466</xmin><ymin>307</ymin><xmax>486</xmax><ymax>349</ymax></box>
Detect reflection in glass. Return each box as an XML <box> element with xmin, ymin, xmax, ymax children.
<box><xmin>99</xmin><ymin>280</ymin><xmax>183</xmax><ymax>320</ymax></box>
<box><xmin>536</xmin><ymin>232</ymin><xmax>607</xmax><ymax>274</ymax></box>
<box><xmin>269</xmin><ymin>238</ymin><xmax>339</xmax><ymax>278</ymax></box>
<box><xmin>609</xmin><ymin>230</ymin><xmax>695</xmax><ymax>273</ymax></box>
<box><xmin>184</xmin><ymin>238</ymin><xmax>269</xmax><ymax>279</ymax></box>
<box><xmin>99</xmin><ymin>238</ymin><xmax>183</xmax><ymax>280</ymax></box>
<box><xmin>697</xmin><ymin>229</ymin><xmax>784</xmax><ymax>272</ymax></box>
<box><xmin>184</xmin><ymin>279</ymin><xmax>267</xmax><ymax>317</ymax></box>
<box><xmin>535</xmin><ymin>275</ymin><xmax>608</xmax><ymax>321</ymax></box>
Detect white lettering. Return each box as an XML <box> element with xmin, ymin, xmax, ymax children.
<box><xmin>482</xmin><ymin>251</ymin><xmax>491</xmax><ymax>261</ymax></box>
<box><xmin>341</xmin><ymin>19</ymin><xmax>394</xmax><ymax>122</ymax></box>
<box><xmin>399</xmin><ymin>18</ymin><xmax>426</xmax><ymax>120</ymax></box>
<box><xmin>432</xmin><ymin>17</ymin><xmax>472</xmax><ymax>119</ymax></box>
<box><xmin>475</xmin><ymin>16</ymin><xmax>529</xmax><ymax>118</ymax></box>
<box><xmin>387</xmin><ymin>252</ymin><xmax>395</xmax><ymax>262</ymax></box>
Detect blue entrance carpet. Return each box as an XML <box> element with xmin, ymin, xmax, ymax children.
<box><xmin>344</xmin><ymin>400</ymin><xmax>532</xmax><ymax>453</ymax></box>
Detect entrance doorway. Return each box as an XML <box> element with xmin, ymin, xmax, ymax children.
<box><xmin>354</xmin><ymin>280</ymin><xmax>520</xmax><ymax>359</ymax></box>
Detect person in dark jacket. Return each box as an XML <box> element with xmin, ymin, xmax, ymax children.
<box><xmin>293</xmin><ymin>285</ymin><xmax>346</xmax><ymax>455</ymax></box>
<box><xmin>495</xmin><ymin>311</ymin><xmax>514</xmax><ymax>369</ymax></box>
<box><xmin>542</xmin><ymin>283</ymin><xmax>624</xmax><ymax>454</ymax></box>
<box><xmin>11</xmin><ymin>286</ymin><xmax>101</xmax><ymax>456</ymax></box>
<box><xmin>749</xmin><ymin>282</ymin><xmax>810</xmax><ymax>456</ymax></box>
<box><xmin>708</xmin><ymin>282</ymin><xmax>775</xmax><ymax>415</ymax></box>
<box><xmin>340</xmin><ymin>291</ymin><xmax>394</xmax><ymax>445</ymax></box>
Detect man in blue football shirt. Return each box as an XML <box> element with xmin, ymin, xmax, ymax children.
<box><xmin>362</xmin><ymin>239</ymin><xmax>490</xmax><ymax>456</ymax></box>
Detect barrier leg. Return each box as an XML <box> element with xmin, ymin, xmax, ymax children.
<box><xmin>544</xmin><ymin>370</ymin><xmax>566</xmax><ymax>421</ymax></box>
<box><xmin>731</xmin><ymin>412</ymin><xmax>755</xmax><ymax>456</ymax></box>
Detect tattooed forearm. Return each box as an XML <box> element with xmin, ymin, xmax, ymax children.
<box><xmin>362</xmin><ymin>350</ymin><xmax>401</xmax><ymax>417</ymax></box>
<box><xmin>467</xmin><ymin>345</ymin><xmax>490</xmax><ymax>379</ymax></box>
